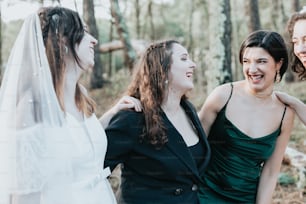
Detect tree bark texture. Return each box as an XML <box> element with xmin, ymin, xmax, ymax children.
<box><xmin>83</xmin><ymin>0</ymin><xmax>104</xmax><ymax>89</ymax></box>
<box><xmin>206</xmin><ymin>0</ymin><xmax>232</xmax><ymax>93</ymax></box>
<box><xmin>244</xmin><ymin>0</ymin><xmax>261</xmax><ymax>32</ymax></box>
<box><xmin>110</xmin><ymin>0</ymin><xmax>136</xmax><ymax>71</ymax></box>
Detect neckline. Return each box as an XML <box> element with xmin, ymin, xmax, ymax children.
<box><xmin>222</xmin><ymin>83</ymin><xmax>280</xmax><ymax>140</ymax></box>
<box><xmin>223</xmin><ymin>111</ymin><xmax>280</xmax><ymax>140</ymax></box>
<box><xmin>161</xmin><ymin>107</ymin><xmax>200</xmax><ymax>147</ymax></box>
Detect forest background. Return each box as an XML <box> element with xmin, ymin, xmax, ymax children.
<box><xmin>1</xmin><ymin>0</ymin><xmax>306</xmax><ymax>203</ymax></box>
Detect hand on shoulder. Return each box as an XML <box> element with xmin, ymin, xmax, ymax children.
<box><xmin>113</xmin><ymin>95</ymin><xmax>142</xmax><ymax>113</ymax></box>
<box><xmin>274</xmin><ymin>91</ymin><xmax>298</xmax><ymax>107</ymax></box>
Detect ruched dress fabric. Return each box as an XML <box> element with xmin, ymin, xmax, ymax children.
<box><xmin>198</xmin><ymin>86</ymin><xmax>285</xmax><ymax>204</ymax></box>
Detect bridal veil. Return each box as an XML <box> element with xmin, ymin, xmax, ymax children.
<box><xmin>0</xmin><ymin>13</ymin><xmax>67</xmax><ymax>203</ymax></box>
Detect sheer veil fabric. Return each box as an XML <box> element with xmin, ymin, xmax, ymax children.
<box><xmin>0</xmin><ymin>14</ymin><xmax>68</xmax><ymax>203</ymax></box>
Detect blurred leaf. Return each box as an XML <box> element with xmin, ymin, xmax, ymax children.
<box><xmin>278</xmin><ymin>172</ymin><xmax>297</xmax><ymax>185</ymax></box>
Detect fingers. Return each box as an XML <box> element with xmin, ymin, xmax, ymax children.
<box><xmin>119</xmin><ymin>96</ymin><xmax>143</xmax><ymax>112</ymax></box>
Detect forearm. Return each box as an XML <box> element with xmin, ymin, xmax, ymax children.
<box><xmin>256</xmin><ymin>169</ymin><xmax>278</xmax><ymax>204</ymax></box>
<box><xmin>99</xmin><ymin>95</ymin><xmax>142</xmax><ymax>128</ymax></box>
<box><xmin>99</xmin><ymin>107</ymin><xmax>118</xmax><ymax>129</ymax></box>
<box><xmin>289</xmin><ymin>97</ymin><xmax>306</xmax><ymax>125</ymax></box>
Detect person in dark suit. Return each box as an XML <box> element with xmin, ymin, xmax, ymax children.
<box><xmin>104</xmin><ymin>40</ymin><xmax>211</xmax><ymax>204</ymax></box>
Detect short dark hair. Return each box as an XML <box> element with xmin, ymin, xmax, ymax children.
<box><xmin>239</xmin><ymin>30</ymin><xmax>288</xmax><ymax>81</ymax></box>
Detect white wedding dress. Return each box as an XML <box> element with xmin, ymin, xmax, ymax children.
<box><xmin>6</xmin><ymin>113</ymin><xmax>117</xmax><ymax>204</ymax></box>
<box><xmin>0</xmin><ymin>13</ymin><xmax>117</xmax><ymax>204</ymax></box>
<box><xmin>38</xmin><ymin>113</ymin><xmax>117</xmax><ymax>204</ymax></box>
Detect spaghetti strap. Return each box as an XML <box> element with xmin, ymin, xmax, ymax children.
<box><xmin>225</xmin><ymin>83</ymin><xmax>234</xmax><ymax>106</ymax></box>
<box><xmin>279</xmin><ymin>106</ymin><xmax>287</xmax><ymax>129</ymax></box>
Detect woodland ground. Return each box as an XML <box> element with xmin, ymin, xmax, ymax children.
<box><xmin>89</xmin><ymin>71</ymin><xmax>306</xmax><ymax>203</ymax></box>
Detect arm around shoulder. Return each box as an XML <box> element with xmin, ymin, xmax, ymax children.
<box><xmin>275</xmin><ymin>91</ymin><xmax>306</xmax><ymax>125</ymax></box>
<box><xmin>100</xmin><ymin>96</ymin><xmax>142</xmax><ymax>129</ymax></box>
<box><xmin>104</xmin><ymin>110</ymin><xmax>143</xmax><ymax>171</ymax></box>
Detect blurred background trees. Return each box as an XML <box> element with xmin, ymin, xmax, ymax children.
<box><xmin>1</xmin><ymin>0</ymin><xmax>305</xmax><ymax>91</ymax></box>
<box><xmin>1</xmin><ymin>0</ymin><xmax>306</xmax><ymax>201</ymax></box>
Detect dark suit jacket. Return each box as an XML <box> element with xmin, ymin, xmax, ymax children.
<box><xmin>105</xmin><ymin>99</ymin><xmax>211</xmax><ymax>204</ymax></box>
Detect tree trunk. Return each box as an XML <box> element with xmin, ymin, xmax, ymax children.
<box><xmin>271</xmin><ymin>0</ymin><xmax>280</xmax><ymax>31</ymax></box>
<box><xmin>206</xmin><ymin>0</ymin><xmax>232</xmax><ymax>93</ymax></box>
<box><xmin>230</xmin><ymin>0</ymin><xmax>241</xmax><ymax>81</ymax></box>
<box><xmin>83</xmin><ymin>0</ymin><xmax>104</xmax><ymax>89</ymax></box>
<box><xmin>148</xmin><ymin>0</ymin><xmax>155</xmax><ymax>40</ymax></box>
<box><xmin>108</xmin><ymin>18</ymin><xmax>114</xmax><ymax>77</ymax></box>
<box><xmin>135</xmin><ymin>0</ymin><xmax>141</xmax><ymax>39</ymax></box>
<box><xmin>222</xmin><ymin>0</ymin><xmax>232</xmax><ymax>84</ymax></box>
<box><xmin>291</xmin><ymin>0</ymin><xmax>300</xmax><ymax>11</ymax></box>
<box><xmin>244</xmin><ymin>0</ymin><xmax>261</xmax><ymax>32</ymax></box>
<box><xmin>187</xmin><ymin>0</ymin><xmax>195</xmax><ymax>56</ymax></box>
<box><xmin>110</xmin><ymin>0</ymin><xmax>136</xmax><ymax>71</ymax></box>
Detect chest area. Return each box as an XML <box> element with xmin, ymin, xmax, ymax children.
<box><xmin>65</xmin><ymin>114</ymin><xmax>107</xmax><ymax>161</ymax></box>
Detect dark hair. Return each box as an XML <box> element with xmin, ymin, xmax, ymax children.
<box><xmin>239</xmin><ymin>30</ymin><xmax>288</xmax><ymax>82</ymax></box>
<box><xmin>38</xmin><ymin>6</ymin><xmax>96</xmax><ymax>116</ymax></box>
<box><xmin>287</xmin><ymin>11</ymin><xmax>306</xmax><ymax>79</ymax></box>
<box><xmin>127</xmin><ymin>40</ymin><xmax>183</xmax><ymax>147</ymax></box>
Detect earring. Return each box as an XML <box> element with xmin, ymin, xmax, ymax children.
<box><xmin>275</xmin><ymin>71</ymin><xmax>281</xmax><ymax>83</ymax></box>
<box><xmin>64</xmin><ymin>46</ymin><xmax>68</xmax><ymax>54</ymax></box>
<box><xmin>165</xmin><ymin>79</ymin><xmax>168</xmax><ymax>85</ymax></box>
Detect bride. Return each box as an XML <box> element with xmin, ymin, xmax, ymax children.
<box><xmin>0</xmin><ymin>6</ymin><xmax>139</xmax><ymax>204</ymax></box>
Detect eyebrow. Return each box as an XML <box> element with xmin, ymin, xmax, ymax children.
<box><xmin>292</xmin><ymin>35</ymin><xmax>306</xmax><ymax>39</ymax></box>
<box><xmin>242</xmin><ymin>57</ymin><xmax>268</xmax><ymax>60</ymax></box>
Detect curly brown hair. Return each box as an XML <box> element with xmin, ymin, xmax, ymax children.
<box><xmin>287</xmin><ymin>11</ymin><xmax>306</xmax><ymax>80</ymax></box>
<box><xmin>127</xmin><ymin>40</ymin><xmax>183</xmax><ymax>147</ymax></box>
<box><xmin>38</xmin><ymin>7</ymin><xmax>96</xmax><ymax>116</ymax></box>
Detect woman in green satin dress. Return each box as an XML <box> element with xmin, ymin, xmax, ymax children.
<box><xmin>198</xmin><ymin>30</ymin><xmax>295</xmax><ymax>203</ymax></box>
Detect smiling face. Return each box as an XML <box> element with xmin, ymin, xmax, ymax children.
<box><xmin>242</xmin><ymin>47</ymin><xmax>282</xmax><ymax>93</ymax></box>
<box><xmin>292</xmin><ymin>19</ymin><xmax>306</xmax><ymax>68</ymax></box>
<box><xmin>168</xmin><ymin>43</ymin><xmax>196</xmax><ymax>94</ymax></box>
<box><xmin>75</xmin><ymin>30</ymin><xmax>97</xmax><ymax>70</ymax></box>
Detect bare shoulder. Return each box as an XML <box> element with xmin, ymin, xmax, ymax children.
<box><xmin>202</xmin><ymin>82</ymin><xmax>234</xmax><ymax>112</ymax></box>
<box><xmin>274</xmin><ymin>94</ymin><xmax>295</xmax><ymax>119</ymax></box>
<box><xmin>210</xmin><ymin>82</ymin><xmax>234</xmax><ymax>104</ymax></box>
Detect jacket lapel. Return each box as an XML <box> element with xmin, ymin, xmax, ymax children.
<box><xmin>164</xmin><ymin>119</ymin><xmax>200</xmax><ymax>180</ymax></box>
<box><xmin>181</xmin><ymin>100</ymin><xmax>211</xmax><ymax>174</ymax></box>
<box><xmin>162</xmin><ymin>100</ymin><xmax>211</xmax><ymax>181</ymax></box>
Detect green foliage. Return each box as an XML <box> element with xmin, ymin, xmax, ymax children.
<box><xmin>96</xmin><ymin>19</ymin><xmax>116</xmax><ymax>42</ymax></box>
<box><xmin>278</xmin><ymin>172</ymin><xmax>298</xmax><ymax>186</ymax></box>
<box><xmin>2</xmin><ymin>20</ymin><xmax>23</xmax><ymax>65</ymax></box>
<box><xmin>90</xmin><ymin>69</ymin><xmax>132</xmax><ymax>116</ymax></box>
<box><xmin>153</xmin><ymin>21</ymin><xmax>185</xmax><ymax>39</ymax></box>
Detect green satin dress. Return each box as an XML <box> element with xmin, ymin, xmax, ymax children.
<box><xmin>198</xmin><ymin>84</ymin><xmax>286</xmax><ymax>204</ymax></box>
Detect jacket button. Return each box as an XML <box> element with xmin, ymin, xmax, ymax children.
<box><xmin>191</xmin><ymin>184</ymin><xmax>198</xmax><ymax>191</ymax></box>
<box><xmin>174</xmin><ymin>188</ymin><xmax>183</xmax><ymax>195</ymax></box>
